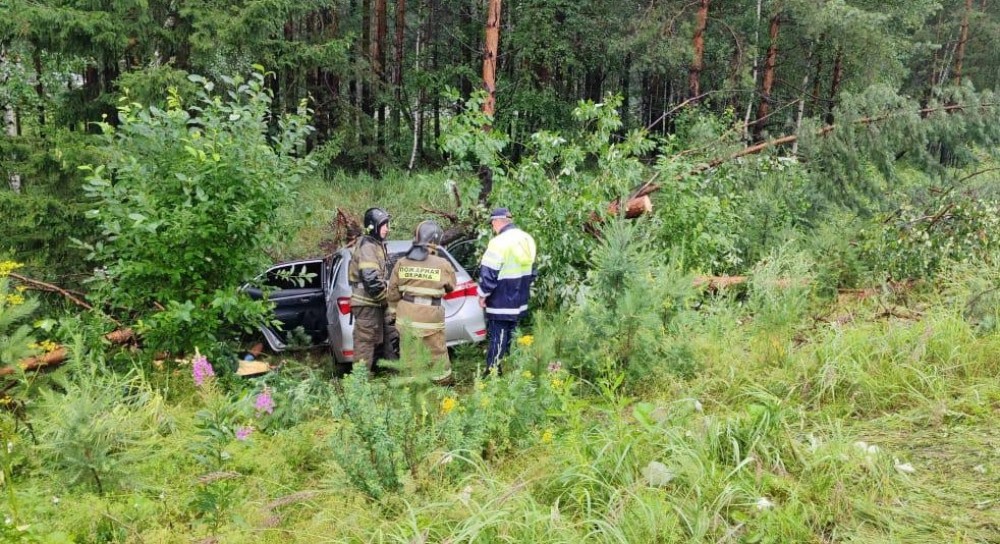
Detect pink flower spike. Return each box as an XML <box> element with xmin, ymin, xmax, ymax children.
<box><xmin>254</xmin><ymin>389</ymin><xmax>275</xmax><ymax>415</ymax></box>
<box><xmin>192</xmin><ymin>353</ymin><xmax>215</xmax><ymax>387</ymax></box>
<box><xmin>235</xmin><ymin>426</ymin><xmax>253</xmax><ymax>441</ymax></box>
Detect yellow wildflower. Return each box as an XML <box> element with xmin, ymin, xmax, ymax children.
<box><xmin>15</xmin><ymin>286</ymin><xmax>27</xmax><ymax>293</ymax></box>
<box><xmin>541</xmin><ymin>429</ymin><xmax>553</xmax><ymax>444</ymax></box>
<box><xmin>5</xmin><ymin>294</ymin><xmax>25</xmax><ymax>306</ymax></box>
<box><xmin>475</xmin><ymin>381</ymin><xmax>486</xmax><ymax>391</ymax></box>
<box><xmin>521</xmin><ymin>370</ymin><xmax>533</xmax><ymax>379</ymax></box>
<box><xmin>517</xmin><ymin>335</ymin><xmax>534</xmax><ymax>347</ymax></box>
<box><xmin>38</xmin><ymin>340</ymin><xmax>59</xmax><ymax>353</ymax></box>
<box><xmin>440</xmin><ymin>396</ymin><xmax>458</xmax><ymax>415</ymax></box>
<box><xmin>550</xmin><ymin>378</ymin><xmax>564</xmax><ymax>389</ymax></box>
<box><xmin>0</xmin><ymin>261</ymin><xmax>23</xmax><ymax>277</ymax></box>
<box><xmin>479</xmin><ymin>397</ymin><xmax>491</xmax><ymax>408</ymax></box>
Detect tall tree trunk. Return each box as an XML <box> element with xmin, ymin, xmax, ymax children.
<box><xmin>409</xmin><ymin>6</ymin><xmax>423</xmax><ymax>171</ymax></box>
<box><xmin>460</xmin><ymin>4</ymin><xmax>473</xmax><ymax>100</ymax></box>
<box><xmin>478</xmin><ymin>0</ymin><xmax>502</xmax><ymax>204</ymax></box>
<box><xmin>31</xmin><ymin>46</ymin><xmax>45</xmax><ymax>126</ymax></box>
<box><xmin>742</xmin><ymin>0</ymin><xmax>763</xmax><ymax>140</ymax></box>
<box><xmin>482</xmin><ymin>0</ymin><xmax>501</xmax><ymax>118</ymax></box>
<box><xmin>689</xmin><ymin>0</ymin><xmax>710</xmax><ymax>100</ymax></box>
<box><xmin>430</xmin><ymin>0</ymin><xmax>440</xmax><ymax>144</ymax></box>
<box><xmin>374</xmin><ymin>0</ymin><xmax>387</xmax><ymax>148</ymax></box>
<box><xmin>621</xmin><ymin>53</ymin><xmax>631</xmax><ymax>130</ymax></box>
<box><xmin>809</xmin><ymin>36</ymin><xmax>825</xmax><ymax>115</ymax></box>
<box><xmin>825</xmin><ymin>46</ymin><xmax>843</xmax><ymax>125</ymax></box>
<box><xmin>393</xmin><ymin>0</ymin><xmax>406</xmax><ymax>142</ymax></box>
<box><xmin>792</xmin><ymin>46</ymin><xmax>815</xmax><ymax>156</ymax></box>
<box><xmin>954</xmin><ymin>0</ymin><xmax>973</xmax><ymax>85</ymax></box>
<box><xmin>361</xmin><ymin>0</ymin><xmax>373</xmax><ymax>126</ymax></box>
<box><xmin>3</xmin><ymin>101</ymin><xmax>20</xmax><ymax>193</ymax></box>
<box><xmin>752</xmin><ymin>12</ymin><xmax>781</xmax><ymax>142</ymax></box>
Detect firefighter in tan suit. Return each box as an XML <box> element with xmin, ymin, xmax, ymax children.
<box><xmin>387</xmin><ymin>221</ymin><xmax>457</xmax><ymax>385</ymax></box>
<box><xmin>348</xmin><ymin>207</ymin><xmax>391</xmax><ymax>371</ymax></box>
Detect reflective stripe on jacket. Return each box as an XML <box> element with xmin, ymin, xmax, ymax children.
<box><xmin>477</xmin><ymin>224</ymin><xmax>536</xmax><ymax>321</ymax></box>
<box><xmin>387</xmin><ymin>252</ymin><xmax>456</xmax><ymax>337</ymax></box>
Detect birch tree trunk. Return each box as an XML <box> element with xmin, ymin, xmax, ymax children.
<box><xmin>2</xmin><ymin>48</ymin><xmax>22</xmax><ymax>193</ymax></box>
<box><xmin>742</xmin><ymin>0</ymin><xmax>763</xmax><ymax>140</ymax></box>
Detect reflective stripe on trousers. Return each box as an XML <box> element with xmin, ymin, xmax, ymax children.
<box><xmin>486</xmin><ymin>319</ymin><xmax>517</xmax><ymax>372</ymax></box>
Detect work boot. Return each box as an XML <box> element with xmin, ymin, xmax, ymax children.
<box><xmin>431</xmin><ymin>370</ymin><xmax>454</xmax><ymax>386</ymax></box>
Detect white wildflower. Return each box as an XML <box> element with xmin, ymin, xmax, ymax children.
<box><xmin>641</xmin><ymin>461</ymin><xmax>675</xmax><ymax>487</ymax></box>
<box><xmin>693</xmin><ymin>399</ymin><xmax>703</xmax><ymax>413</ymax></box>
<box><xmin>51</xmin><ymin>496</ymin><xmax>60</xmax><ymax>505</ymax></box>
<box><xmin>894</xmin><ymin>461</ymin><xmax>916</xmax><ymax>474</ymax></box>
<box><xmin>973</xmin><ymin>465</ymin><xmax>986</xmax><ymax>475</ymax></box>
<box><xmin>755</xmin><ymin>497</ymin><xmax>775</xmax><ymax>510</ymax></box>
<box><xmin>457</xmin><ymin>485</ymin><xmax>473</xmax><ymax>506</ymax></box>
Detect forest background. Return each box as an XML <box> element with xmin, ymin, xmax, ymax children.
<box><xmin>1</xmin><ymin>0</ymin><xmax>999</xmax><ymax>542</ymax></box>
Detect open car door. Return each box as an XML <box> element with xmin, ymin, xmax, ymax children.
<box><xmin>243</xmin><ymin>259</ymin><xmax>329</xmax><ymax>352</ymax></box>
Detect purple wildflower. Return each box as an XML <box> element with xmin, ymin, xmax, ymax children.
<box><xmin>192</xmin><ymin>354</ymin><xmax>215</xmax><ymax>387</ymax></box>
<box><xmin>254</xmin><ymin>389</ymin><xmax>275</xmax><ymax>415</ymax></box>
<box><xmin>235</xmin><ymin>426</ymin><xmax>253</xmax><ymax>441</ymax></box>
<box><xmin>547</xmin><ymin>360</ymin><xmax>563</xmax><ymax>373</ymax></box>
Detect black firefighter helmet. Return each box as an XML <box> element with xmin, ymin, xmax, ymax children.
<box><xmin>363</xmin><ymin>207</ymin><xmax>391</xmax><ymax>240</ymax></box>
<box><xmin>406</xmin><ymin>220</ymin><xmax>444</xmax><ymax>261</ymax></box>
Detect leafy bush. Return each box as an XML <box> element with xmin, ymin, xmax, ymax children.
<box><xmin>79</xmin><ymin>70</ymin><xmax>315</xmax><ymax>354</ymax></box>
<box><xmin>858</xmin><ymin>190</ymin><xmax>999</xmax><ymax>280</ymax></box>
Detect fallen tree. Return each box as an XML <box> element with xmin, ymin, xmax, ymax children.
<box><xmin>1</xmin><ymin>329</ymin><xmax>134</xmax><ymax>377</ymax></box>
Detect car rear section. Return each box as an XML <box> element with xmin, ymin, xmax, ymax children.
<box><xmin>328</xmin><ymin>241</ymin><xmax>486</xmax><ymax>364</ymax></box>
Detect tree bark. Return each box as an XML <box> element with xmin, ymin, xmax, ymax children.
<box><xmin>31</xmin><ymin>45</ymin><xmax>45</xmax><ymax>126</ymax></box>
<box><xmin>478</xmin><ymin>0</ymin><xmax>502</xmax><ymax>204</ymax></box>
<box><xmin>689</xmin><ymin>0</ymin><xmax>710</xmax><ymax>100</ymax></box>
<box><xmin>752</xmin><ymin>12</ymin><xmax>781</xmax><ymax>142</ymax></box>
<box><xmin>374</xmin><ymin>0</ymin><xmax>388</xmax><ymax>147</ymax></box>
<box><xmin>742</xmin><ymin>0</ymin><xmax>764</xmax><ymax>140</ymax></box>
<box><xmin>954</xmin><ymin>0</ymin><xmax>974</xmax><ymax>85</ymax></box>
<box><xmin>792</xmin><ymin>45</ymin><xmax>817</xmax><ymax>155</ymax></box>
<box><xmin>393</xmin><ymin>0</ymin><xmax>406</xmax><ymax>142</ymax></box>
<box><xmin>482</xmin><ymin>0</ymin><xmax>502</xmax><ymax>118</ymax></box>
<box><xmin>361</xmin><ymin>0</ymin><xmax>373</xmax><ymax>128</ymax></box>
<box><xmin>825</xmin><ymin>46</ymin><xmax>843</xmax><ymax>125</ymax></box>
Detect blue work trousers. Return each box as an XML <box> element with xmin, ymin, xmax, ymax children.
<box><xmin>485</xmin><ymin>319</ymin><xmax>518</xmax><ymax>374</ymax></box>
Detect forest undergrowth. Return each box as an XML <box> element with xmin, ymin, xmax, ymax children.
<box><xmin>1</xmin><ymin>177</ymin><xmax>997</xmax><ymax>542</ymax></box>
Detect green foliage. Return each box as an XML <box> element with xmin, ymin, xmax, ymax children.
<box><xmin>79</xmin><ymin>71</ymin><xmax>315</xmax><ymax>354</ymax></box>
<box><xmin>330</xmin><ymin>357</ymin><xmax>563</xmax><ymax>499</ymax></box>
<box><xmin>547</xmin><ymin>220</ymin><xmax>701</xmax><ymax>388</ymax></box>
<box><xmin>858</xmin><ymin>189</ymin><xmax>999</xmax><ymax>280</ymax></box>
<box><xmin>0</xmin><ymin>272</ymin><xmax>40</xmax><ymax>367</ymax></box>
<box><xmin>35</xmin><ymin>358</ymin><xmax>161</xmax><ymax>495</ymax></box>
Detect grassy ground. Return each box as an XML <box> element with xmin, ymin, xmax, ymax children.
<box><xmin>3</xmin><ymin>173</ymin><xmax>998</xmax><ymax>543</ymax></box>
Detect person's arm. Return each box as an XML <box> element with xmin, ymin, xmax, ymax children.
<box><xmin>477</xmin><ymin>238</ymin><xmax>502</xmax><ymax>300</ymax></box>
<box><xmin>443</xmin><ymin>263</ymin><xmax>457</xmax><ymax>294</ymax></box>
<box><xmin>357</xmin><ymin>243</ymin><xmax>387</xmax><ymax>301</ymax></box>
<box><xmin>386</xmin><ymin>260</ymin><xmax>402</xmax><ymax>304</ymax></box>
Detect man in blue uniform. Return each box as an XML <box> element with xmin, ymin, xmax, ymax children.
<box><xmin>477</xmin><ymin>207</ymin><xmax>537</xmax><ymax>374</ymax></box>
